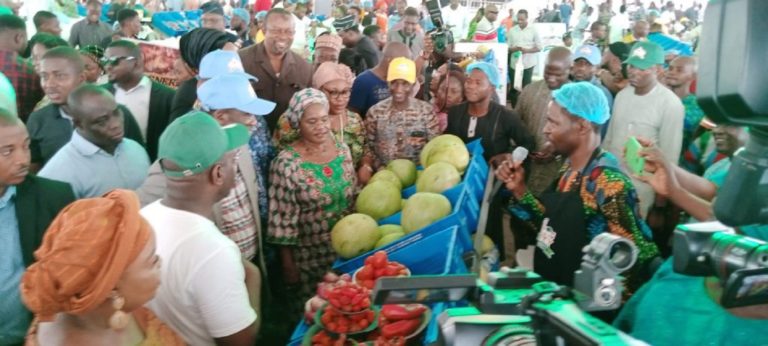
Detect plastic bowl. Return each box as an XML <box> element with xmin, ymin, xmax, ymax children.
<box><xmin>314</xmin><ymin>303</ymin><xmax>380</xmax><ymax>337</ymax></box>
<box><xmin>352</xmin><ymin>265</ymin><xmax>411</xmax><ymax>288</ymax></box>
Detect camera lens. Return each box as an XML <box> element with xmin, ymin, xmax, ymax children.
<box><xmin>608</xmin><ymin>241</ymin><xmax>635</xmax><ymax>271</ymax></box>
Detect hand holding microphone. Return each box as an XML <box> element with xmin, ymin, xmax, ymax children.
<box><xmin>492</xmin><ymin>147</ymin><xmax>529</xmax><ymax>199</ymax></box>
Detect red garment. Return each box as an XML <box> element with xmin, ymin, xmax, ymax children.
<box><xmin>0</xmin><ymin>50</ymin><xmax>43</xmax><ymax>122</ymax></box>
<box><xmin>254</xmin><ymin>0</ymin><xmax>272</xmax><ymax>12</ymax></box>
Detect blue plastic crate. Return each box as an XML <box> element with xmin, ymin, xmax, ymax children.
<box><xmin>291</xmin><ymin>226</ymin><xmax>469</xmax><ymax>345</ymax></box>
<box><xmin>334</xmin><ymin>187</ymin><xmax>477</xmax><ymax>273</ymax></box>
<box><xmin>152</xmin><ymin>11</ymin><xmax>201</xmax><ymax>37</ymax></box>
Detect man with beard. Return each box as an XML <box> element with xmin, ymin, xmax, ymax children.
<box><xmin>26</xmin><ymin>47</ymin><xmax>143</xmax><ymax>169</ymax></box>
<box><xmin>0</xmin><ymin>108</ymin><xmax>75</xmax><ymax>346</ymax></box>
<box><xmin>38</xmin><ymin>85</ymin><xmax>150</xmax><ymax>198</ymax></box>
<box><xmin>602</xmin><ymin>41</ymin><xmax>684</xmax><ymax>218</ymax></box>
<box><xmin>444</xmin><ymin>62</ymin><xmax>534</xmax><ymax>261</ymax></box>
<box><xmin>515</xmin><ymin>47</ymin><xmax>571</xmax><ymax>196</ymax></box>
<box><xmin>386</xmin><ymin>7</ymin><xmax>424</xmax><ymax>59</ymax></box>
<box><xmin>497</xmin><ymin>82</ymin><xmax>659</xmax><ymax>293</ymax></box>
<box><xmin>615</xmin><ymin>127</ymin><xmax>768</xmax><ymax>346</ymax></box>
<box><xmin>240</xmin><ymin>8</ymin><xmax>313</xmax><ymax>133</ymax></box>
<box><xmin>101</xmin><ymin>40</ymin><xmax>174</xmax><ymax>161</ymax></box>
<box><xmin>570</xmin><ymin>44</ymin><xmax>614</xmax><ymax>138</ymax></box>
<box><xmin>231</xmin><ymin>8</ymin><xmax>254</xmax><ymax>47</ymax></box>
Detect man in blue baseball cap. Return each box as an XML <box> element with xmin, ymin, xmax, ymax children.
<box><xmin>444</xmin><ymin>61</ymin><xmax>534</xmax><ymax>262</ymax></box>
<box><xmin>570</xmin><ymin>44</ymin><xmax>614</xmax><ymax>124</ymax></box>
<box><xmin>138</xmin><ymin>72</ymin><xmax>274</xmax><ymax>280</ymax></box>
<box><xmin>497</xmin><ymin>81</ymin><xmax>660</xmax><ymax>292</ymax></box>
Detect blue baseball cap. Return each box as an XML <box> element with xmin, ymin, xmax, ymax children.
<box><xmin>198</xmin><ymin>50</ymin><xmax>257</xmax><ymax>81</ymax></box>
<box><xmin>198</xmin><ymin>73</ymin><xmax>276</xmax><ymax>116</ymax></box>
<box><xmin>466</xmin><ymin>62</ymin><xmax>499</xmax><ymax>88</ymax></box>
<box><xmin>552</xmin><ymin>82</ymin><xmax>610</xmax><ymax>125</ymax></box>
<box><xmin>572</xmin><ymin>45</ymin><xmax>601</xmax><ymax>66</ymax></box>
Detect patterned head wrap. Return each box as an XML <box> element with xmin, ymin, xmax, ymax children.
<box><xmin>79</xmin><ymin>45</ymin><xmax>104</xmax><ymax>68</ymax></box>
<box><xmin>21</xmin><ymin>190</ymin><xmax>152</xmax><ymax>321</ymax></box>
<box><xmin>314</xmin><ymin>34</ymin><xmax>343</xmax><ymax>53</ymax></box>
<box><xmin>285</xmin><ymin>88</ymin><xmax>329</xmax><ymax>129</ymax></box>
<box><xmin>312</xmin><ymin>62</ymin><xmax>355</xmax><ymax>90</ymax></box>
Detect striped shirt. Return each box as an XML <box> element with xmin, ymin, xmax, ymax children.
<box><xmin>217</xmin><ymin>167</ymin><xmax>259</xmax><ymax>260</ymax></box>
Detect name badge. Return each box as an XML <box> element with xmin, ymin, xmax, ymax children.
<box><xmin>536</xmin><ymin>218</ymin><xmax>556</xmax><ymax>259</ymax></box>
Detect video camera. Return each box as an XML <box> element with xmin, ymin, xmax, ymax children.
<box><xmin>425</xmin><ymin>0</ymin><xmax>449</xmax><ymax>53</ymax></box>
<box><xmin>673</xmin><ymin>223</ymin><xmax>768</xmax><ymax>308</ymax></box>
<box><xmin>697</xmin><ymin>0</ymin><xmax>768</xmax><ymax>226</ymax></box>
<box><xmin>372</xmin><ymin>234</ymin><xmax>640</xmax><ymax>345</ymax></box>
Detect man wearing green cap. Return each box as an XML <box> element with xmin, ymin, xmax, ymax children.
<box><xmin>140</xmin><ymin>112</ymin><xmax>261</xmax><ymax>345</ymax></box>
<box><xmin>602</xmin><ymin>40</ymin><xmax>684</xmax><ymax>219</ymax></box>
<box><xmin>497</xmin><ymin>82</ymin><xmax>659</xmax><ymax>295</ymax></box>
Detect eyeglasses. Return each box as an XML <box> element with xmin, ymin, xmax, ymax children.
<box><xmin>488</xmin><ymin>11</ymin><xmax>499</xmax><ymax>14</ymax></box>
<box><xmin>266</xmin><ymin>28</ymin><xmax>296</xmax><ymax>37</ymax></box>
<box><xmin>323</xmin><ymin>88</ymin><xmax>351</xmax><ymax>98</ymax></box>
<box><xmin>100</xmin><ymin>56</ymin><xmax>136</xmax><ymax>66</ymax></box>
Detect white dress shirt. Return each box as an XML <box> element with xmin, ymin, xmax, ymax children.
<box><xmin>114</xmin><ymin>76</ymin><xmax>152</xmax><ymax>140</ymax></box>
<box><xmin>507</xmin><ymin>24</ymin><xmax>542</xmax><ymax>69</ymax></box>
<box><xmin>441</xmin><ymin>4</ymin><xmax>469</xmax><ymax>41</ymax></box>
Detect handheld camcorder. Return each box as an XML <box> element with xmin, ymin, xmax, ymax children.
<box><xmin>425</xmin><ymin>0</ymin><xmax>449</xmax><ymax>53</ymax></box>
<box><xmin>372</xmin><ymin>234</ymin><xmax>640</xmax><ymax>345</ymax></box>
<box><xmin>673</xmin><ymin>223</ymin><xmax>768</xmax><ymax>308</ymax></box>
<box><xmin>697</xmin><ymin>0</ymin><xmax>768</xmax><ymax>226</ymax></box>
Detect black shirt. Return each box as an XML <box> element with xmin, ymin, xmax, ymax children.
<box><xmin>355</xmin><ymin>36</ymin><xmax>382</xmax><ymax>71</ymax></box>
<box><xmin>444</xmin><ymin>102</ymin><xmax>535</xmax><ymax>161</ymax></box>
<box><xmin>169</xmin><ymin>78</ymin><xmax>198</xmax><ymax>122</ymax></box>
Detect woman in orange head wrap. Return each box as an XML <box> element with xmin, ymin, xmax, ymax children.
<box><xmin>20</xmin><ymin>189</ymin><xmax>184</xmax><ymax>346</ymax></box>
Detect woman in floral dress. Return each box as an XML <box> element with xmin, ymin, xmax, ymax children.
<box><xmin>267</xmin><ymin>88</ymin><xmax>357</xmax><ymax>315</ymax></box>
<box><xmin>273</xmin><ymin>62</ymin><xmax>365</xmax><ymax>167</ymax></box>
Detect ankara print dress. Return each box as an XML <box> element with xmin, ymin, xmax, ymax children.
<box><xmin>266</xmin><ymin>142</ymin><xmax>357</xmax><ymax>315</ymax></box>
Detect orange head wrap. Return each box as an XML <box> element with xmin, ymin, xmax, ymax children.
<box><xmin>20</xmin><ymin>189</ymin><xmax>151</xmax><ymax>321</ymax></box>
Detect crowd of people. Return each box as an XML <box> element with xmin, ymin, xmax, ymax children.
<box><xmin>1</xmin><ymin>0</ymin><xmax>766</xmax><ymax>345</ymax></box>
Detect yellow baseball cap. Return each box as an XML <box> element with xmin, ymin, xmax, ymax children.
<box><xmin>387</xmin><ymin>57</ymin><xmax>416</xmax><ymax>84</ymax></box>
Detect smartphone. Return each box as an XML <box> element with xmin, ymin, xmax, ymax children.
<box><xmin>624</xmin><ymin>137</ymin><xmax>645</xmax><ymax>176</ymax></box>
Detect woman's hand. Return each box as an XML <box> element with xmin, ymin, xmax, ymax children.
<box><xmin>635</xmin><ymin>138</ymin><xmax>680</xmax><ymax>197</ymax></box>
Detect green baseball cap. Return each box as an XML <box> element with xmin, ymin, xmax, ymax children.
<box><xmin>158</xmin><ymin>111</ymin><xmax>250</xmax><ymax>177</ymax></box>
<box><xmin>624</xmin><ymin>41</ymin><xmax>665</xmax><ymax>70</ymax></box>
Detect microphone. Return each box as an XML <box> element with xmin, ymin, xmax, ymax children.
<box><xmin>489</xmin><ymin>147</ymin><xmax>529</xmax><ymax>201</ymax></box>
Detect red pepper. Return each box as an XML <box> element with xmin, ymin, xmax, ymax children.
<box><xmin>380</xmin><ymin>318</ymin><xmax>421</xmax><ymax>338</ymax></box>
<box><xmin>381</xmin><ymin>304</ymin><xmax>427</xmax><ymax>321</ymax></box>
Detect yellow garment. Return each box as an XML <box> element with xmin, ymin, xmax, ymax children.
<box><xmin>255</xmin><ymin>29</ymin><xmax>265</xmax><ymax>44</ymax></box>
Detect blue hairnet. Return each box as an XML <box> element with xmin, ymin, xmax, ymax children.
<box><xmin>232</xmin><ymin>8</ymin><xmax>250</xmax><ymax>26</ymax></box>
<box><xmin>551</xmin><ymin>82</ymin><xmax>610</xmax><ymax>125</ymax></box>
<box><xmin>255</xmin><ymin>11</ymin><xmax>268</xmax><ymax>21</ymax></box>
<box><xmin>466</xmin><ymin>62</ymin><xmax>499</xmax><ymax>88</ymax></box>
